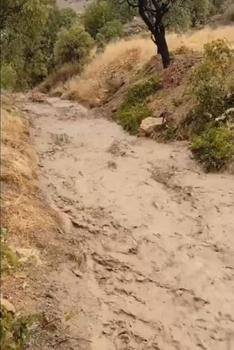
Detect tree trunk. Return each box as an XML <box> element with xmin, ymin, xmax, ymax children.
<box><xmin>138</xmin><ymin>5</ymin><xmax>170</xmax><ymax>69</ymax></box>
<box><xmin>154</xmin><ymin>25</ymin><xmax>170</xmax><ymax>69</ymax></box>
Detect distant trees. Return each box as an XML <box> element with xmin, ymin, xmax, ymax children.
<box><xmin>54</xmin><ymin>24</ymin><xmax>93</xmax><ymax>65</ymax></box>
<box><xmin>0</xmin><ymin>0</ymin><xmax>29</xmax><ymax>30</ymax></box>
<box><xmin>1</xmin><ymin>0</ymin><xmax>51</xmax><ymax>88</ymax></box>
<box><xmin>82</xmin><ymin>0</ymin><xmax>135</xmax><ymax>43</ymax></box>
<box><xmin>0</xmin><ymin>0</ymin><xmax>92</xmax><ymax>89</ymax></box>
<box><xmin>82</xmin><ymin>1</ymin><xmax>115</xmax><ymax>38</ymax></box>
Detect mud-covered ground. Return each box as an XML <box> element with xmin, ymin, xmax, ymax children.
<box><xmin>22</xmin><ymin>96</ymin><xmax>234</xmax><ymax>350</ymax></box>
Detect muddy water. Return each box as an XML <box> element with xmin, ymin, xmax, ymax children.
<box><xmin>25</xmin><ymin>97</ymin><xmax>234</xmax><ymax>350</ymax></box>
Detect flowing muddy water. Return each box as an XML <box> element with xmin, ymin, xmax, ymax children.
<box><xmin>24</xmin><ymin>97</ymin><xmax>234</xmax><ymax>350</ymax></box>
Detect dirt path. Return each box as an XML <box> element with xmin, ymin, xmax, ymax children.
<box><xmin>23</xmin><ymin>96</ymin><xmax>234</xmax><ymax>350</ymax></box>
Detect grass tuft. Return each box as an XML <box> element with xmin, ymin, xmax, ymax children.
<box><xmin>191</xmin><ymin>126</ymin><xmax>234</xmax><ymax>171</ymax></box>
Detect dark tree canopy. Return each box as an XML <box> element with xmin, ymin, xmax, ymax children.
<box><xmin>126</xmin><ymin>0</ymin><xmax>182</xmax><ymax>68</ymax></box>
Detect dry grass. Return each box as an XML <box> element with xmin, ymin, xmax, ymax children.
<box><xmin>64</xmin><ymin>25</ymin><xmax>234</xmax><ymax>106</ymax></box>
<box><xmin>64</xmin><ymin>37</ymin><xmax>155</xmax><ymax>106</ymax></box>
<box><xmin>167</xmin><ymin>25</ymin><xmax>234</xmax><ymax>51</ymax></box>
<box><xmin>1</xmin><ymin>100</ymin><xmax>58</xmax><ymax>246</ymax></box>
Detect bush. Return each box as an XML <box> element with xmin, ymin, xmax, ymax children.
<box><xmin>96</xmin><ymin>20</ymin><xmax>123</xmax><ymax>46</ymax></box>
<box><xmin>1</xmin><ymin>64</ymin><xmax>17</xmax><ymax>90</ymax></box>
<box><xmin>116</xmin><ymin>102</ymin><xmax>151</xmax><ymax>134</ymax></box>
<box><xmin>106</xmin><ymin>0</ymin><xmax>137</xmax><ymax>22</ymax></box>
<box><xmin>115</xmin><ymin>77</ymin><xmax>160</xmax><ymax>134</ymax></box>
<box><xmin>57</xmin><ymin>8</ymin><xmax>79</xmax><ymax>29</ymax></box>
<box><xmin>189</xmin><ymin>39</ymin><xmax>233</xmax><ymax>132</ymax></box>
<box><xmin>191</xmin><ymin>126</ymin><xmax>234</xmax><ymax>171</ymax></box>
<box><xmin>82</xmin><ymin>1</ymin><xmax>114</xmax><ymax>38</ymax></box>
<box><xmin>0</xmin><ymin>306</ymin><xmax>36</xmax><ymax>350</ymax></box>
<box><xmin>54</xmin><ymin>24</ymin><xmax>93</xmax><ymax>65</ymax></box>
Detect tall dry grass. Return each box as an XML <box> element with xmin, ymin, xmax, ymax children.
<box><xmin>64</xmin><ymin>37</ymin><xmax>155</xmax><ymax>105</ymax></box>
<box><xmin>1</xmin><ymin>99</ymin><xmax>58</xmax><ymax>246</ymax></box>
<box><xmin>64</xmin><ymin>25</ymin><xmax>234</xmax><ymax>105</ymax></box>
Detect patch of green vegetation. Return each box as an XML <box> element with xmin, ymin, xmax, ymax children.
<box><xmin>182</xmin><ymin>39</ymin><xmax>234</xmax><ymax>172</ymax></box>
<box><xmin>126</xmin><ymin>77</ymin><xmax>161</xmax><ymax>104</ymax></box>
<box><xmin>115</xmin><ymin>76</ymin><xmax>161</xmax><ymax>134</ymax></box>
<box><xmin>0</xmin><ymin>227</ymin><xmax>39</xmax><ymax>349</ymax></box>
<box><xmin>1</xmin><ymin>228</ymin><xmax>20</xmax><ymax>274</ymax></box>
<box><xmin>96</xmin><ymin>19</ymin><xmax>123</xmax><ymax>47</ymax></box>
<box><xmin>190</xmin><ymin>39</ymin><xmax>233</xmax><ymax>131</ymax></box>
<box><xmin>1</xmin><ymin>64</ymin><xmax>17</xmax><ymax>90</ymax></box>
<box><xmin>0</xmin><ymin>306</ymin><xmax>38</xmax><ymax>350</ymax></box>
<box><xmin>116</xmin><ymin>102</ymin><xmax>151</xmax><ymax>134</ymax></box>
<box><xmin>54</xmin><ymin>24</ymin><xmax>94</xmax><ymax>65</ymax></box>
<box><xmin>191</xmin><ymin>126</ymin><xmax>234</xmax><ymax>171</ymax></box>
<box><xmin>161</xmin><ymin>126</ymin><xmax>179</xmax><ymax>141</ymax></box>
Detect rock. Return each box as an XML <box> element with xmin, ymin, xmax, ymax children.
<box><xmin>139</xmin><ymin>117</ymin><xmax>164</xmax><ymax>136</ymax></box>
<box><xmin>1</xmin><ymin>298</ymin><xmax>16</xmax><ymax>313</ymax></box>
<box><xmin>108</xmin><ymin>75</ymin><xmax>125</xmax><ymax>92</ymax></box>
<box><xmin>30</xmin><ymin>92</ymin><xmax>46</xmax><ymax>103</ymax></box>
<box><xmin>111</xmin><ymin>106</ymin><xmax>118</xmax><ymax>113</ymax></box>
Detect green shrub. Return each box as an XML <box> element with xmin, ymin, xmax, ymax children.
<box><xmin>106</xmin><ymin>0</ymin><xmax>137</xmax><ymax>22</ymax></box>
<box><xmin>189</xmin><ymin>39</ymin><xmax>233</xmax><ymax>133</ymax></box>
<box><xmin>1</xmin><ymin>64</ymin><xmax>17</xmax><ymax>90</ymax></box>
<box><xmin>115</xmin><ymin>76</ymin><xmax>161</xmax><ymax>134</ymax></box>
<box><xmin>82</xmin><ymin>0</ymin><xmax>114</xmax><ymax>38</ymax></box>
<box><xmin>116</xmin><ymin>102</ymin><xmax>151</xmax><ymax>134</ymax></box>
<box><xmin>191</xmin><ymin>126</ymin><xmax>234</xmax><ymax>171</ymax></box>
<box><xmin>161</xmin><ymin>126</ymin><xmax>179</xmax><ymax>141</ymax></box>
<box><xmin>0</xmin><ymin>306</ymin><xmax>37</xmax><ymax>350</ymax></box>
<box><xmin>96</xmin><ymin>19</ymin><xmax>123</xmax><ymax>46</ymax></box>
<box><xmin>54</xmin><ymin>24</ymin><xmax>93</xmax><ymax>65</ymax></box>
<box><xmin>57</xmin><ymin>8</ymin><xmax>79</xmax><ymax>29</ymax></box>
<box><xmin>126</xmin><ymin>77</ymin><xmax>161</xmax><ymax>104</ymax></box>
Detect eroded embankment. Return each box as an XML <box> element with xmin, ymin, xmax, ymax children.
<box><xmin>1</xmin><ymin>95</ymin><xmax>62</xmax><ymax>348</ymax></box>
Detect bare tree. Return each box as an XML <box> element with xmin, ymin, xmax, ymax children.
<box><xmin>125</xmin><ymin>0</ymin><xmax>181</xmax><ymax>68</ymax></box>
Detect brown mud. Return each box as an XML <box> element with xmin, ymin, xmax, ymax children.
<box><xmin>21</xmin><ymin>96</ymin><xmax>234</xmax><ymax>350</ymax></box>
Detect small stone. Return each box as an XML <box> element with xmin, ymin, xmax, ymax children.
<box><xmin>139</xmin><ymin>117</ymin><xmax>164</xmax><ymax>136</ymax></box>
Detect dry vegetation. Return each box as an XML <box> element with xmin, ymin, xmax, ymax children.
<box><xmin>64</xmin><ymin>38</ymin><xmax>155</xmax><ymax>105</ymax></box>
<box><xmin>61</xmin><ymin>24</ymin><xmax>234</xmax><ymax>106</ymax></box>
<box><xmin>1</xmin><ymin>98</ymin><xmax>58</xmax><ymax>246</ymax></box>
<box><xmin>1</xmin><ymin>96</ymin><xmax>61</xmax><ymax>348</ymax></box>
